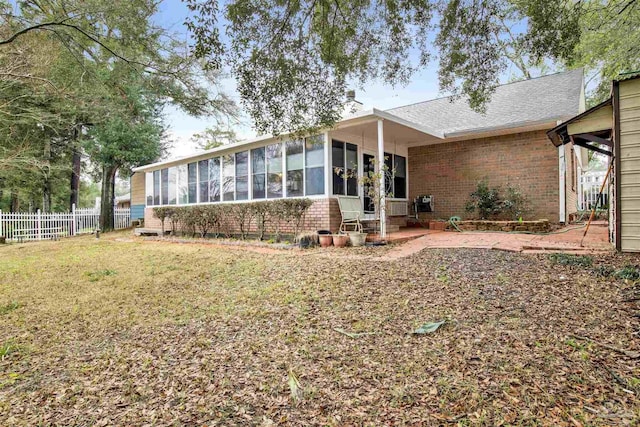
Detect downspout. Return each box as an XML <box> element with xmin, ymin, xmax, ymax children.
<box><xmin>558</xmin><ymin>145</ymin><xmax>566</xmax><ymax>223</ymax></box>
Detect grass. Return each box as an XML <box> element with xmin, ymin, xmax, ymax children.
<box><xmin>0</xmin><ymin>231</ymin><xmax>639</xmax><ymax>425</ymax></box>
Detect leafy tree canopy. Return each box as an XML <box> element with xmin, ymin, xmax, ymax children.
<box><xmin>186</xmin><ymin>0</ymin><xmax>638</xmax><ymax>134</ymax></box>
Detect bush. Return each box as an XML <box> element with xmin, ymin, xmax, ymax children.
<box><xmin>548</xmin><ymin>253</ymin><xmax>593</xmax><ymax>267</ymax></box>
<box><xmin>465</xmin><ymin>181</ymin><xmax>531</xmax><ymax>220</ymax></box>
<box><xmin>152</xmin><ymin>199</ymin><xmax>314</xmax><ymax>241</ymax></box>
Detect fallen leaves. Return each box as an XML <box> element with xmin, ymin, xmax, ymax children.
<box><xmin>0</xmin><ymin>234</ymin><xmax>639</xmax><ymax>425</ymax></box>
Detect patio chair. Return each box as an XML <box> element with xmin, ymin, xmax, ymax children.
<box><xmin>337</xmin><ymin>196</ymin><xmax>364</xmax><ymax>233</ymax></box>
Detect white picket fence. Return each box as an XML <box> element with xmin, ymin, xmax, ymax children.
<box><xmin>579</xmin><ymin>185</ymin><xmax>609</xmax><ymax>211</ymax></box>
<box><xmin>0</xmin><ymin>205</ymin><xmax>131</xmax><ymax>242</ymax></box>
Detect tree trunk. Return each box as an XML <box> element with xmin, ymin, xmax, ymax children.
<box><xmin>100</xmin><ymin>166</ymin><xmax>118</xmax><ymax>231</ymax></box>
<box><xmin>10</xmin><ymin>189</ymin><xmax>19</xmax><ymax>212</ymax></box>
<box><xmin>69</xmin><ymin>144</ymin><xmax>81</xmax><ymax>210</ymax></box>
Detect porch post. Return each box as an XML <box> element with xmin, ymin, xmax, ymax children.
<box><xmin>558</xmin><ymin>145</ymin><xmax>566</xmax><ymax>223</ymax></box>
<box><xmin>377</xmin><ymin>119</ymin><xmax>386</xmax><ymax>238</ymax></box>
<box><xmin>323</xmin><ymin>131</ymin><xmax>330</xmax><ymax>196</ymax></box>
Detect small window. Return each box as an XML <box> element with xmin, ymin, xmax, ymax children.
<box><xmin>235</xmin><ymin>151</ymin><xmax>249</xmax><ymax>200</ymax></box>
<box><xmin>384</xmin><ymin>152</ymin><xmax>393</xmax><ymax>196</ymax></box>
<box><xmin>346</xmin><ymin>143</ymin><xmax>358</xmax><ymax>196</ymax></box>
<box><xmin>286</xmin><ymin>140</ymin><xmax>304</xmax><ymax>197</ymax></box>
<box><xmin>187</xmin><ymin>163</ymin><xmax>197</xmax><ymax>203</ymax></box>
<box><xmin>305</xmin><ymin>135</ymin><xmax>324</xmax><ymax>195</ymax></box>
<box><xmin>222</xmin><ymin>154</ymin><xmax>235</xmax><ymax>201</ymax></box>
<box><xmin>252</xmin><ymin>147</ymin><xmax>266</xmax><ymax>199</ymax></box>
<box><xmin>267</xmin><ymin>143</ymin><xmax>283</xmax><ymax>198</ymax></box>
<box><xmin>332</xmin><ymin>140</ymin><xmax>358</xmax><ymax>196</ymax></box>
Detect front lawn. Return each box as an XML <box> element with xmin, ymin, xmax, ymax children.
<box><xmin>1</xmin><ymin>234</ymin><xmax>639</xmax><ymax>425</ymax></box>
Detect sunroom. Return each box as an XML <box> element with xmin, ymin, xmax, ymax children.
<box><xmin>132</xmin><ymin>109</ymin><xmax>443</xmax><ymax>237</ymax></box>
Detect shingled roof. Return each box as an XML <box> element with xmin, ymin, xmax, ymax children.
<box><xmin>386</xmin><ymin>69</ymin><xmax>583</xmax><ymax>137</ymax></box>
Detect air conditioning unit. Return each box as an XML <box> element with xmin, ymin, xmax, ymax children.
<box><xmin>414</xmin><ymin>195</ymin><xmax>433</xmax><ymax>213</ymax></box>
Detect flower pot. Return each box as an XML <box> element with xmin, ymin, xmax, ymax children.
<box><xmin>332</xmin><ymin>234</ymin><xmax>349</xmax><ymax>248</ymax></box>
<box><xmin>348</xmin><ymin>232</ymin><xmax>368</xmax><ymax>247</ymax></box>
<box><xmin>318</xmin><ymin>234</ymin><xmax>333</xmax><ymax>248</ymax></box>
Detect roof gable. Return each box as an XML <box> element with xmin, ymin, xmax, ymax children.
<box><xmin>386</xmin><ymin>69</ymin><xmax>584</xmax><ymax>137</ymax></box>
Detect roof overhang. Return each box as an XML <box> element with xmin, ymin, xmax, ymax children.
<box><xmin>546</xmin><ymin>98</ymin><xmax>613</xmax><ymax>147</ymax></box>
<box><xmin>132</xmin><ymin>110</ymin><xmax>444</xmax><ymax>173</ymax></box>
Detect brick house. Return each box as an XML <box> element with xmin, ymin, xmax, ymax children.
<box><xmin>130</xmin><ymin>70</ymin><xmax>585</xmax><ymax>237</ymax></box>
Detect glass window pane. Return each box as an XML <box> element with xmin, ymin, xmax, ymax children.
<box><xmin>209</xmin><ymin>157</ymin><xmax>220</xmax><ymax>202</ymax></box>
<box><xmin>235</xmin><ymin>151</ymin><xmax>249</xmax><ymax>176</ymax></box>
<box><xmin>332</xmin><ymin>140</ymin><xmax>345</xmax><ymax>195</ymax></box>
<box><xmin>286</xmin><ymin>140</ymin><xmax>304</xmax><ymax>197</ymax></box>
<box><xmin>198</xmin><ymin>160</ymin><xmax>209</xmax><ymax>203</ymax></box>
<box><xmin>252</xmin><ymin>147</ymin><xmax>265</xmax><ymax>174</ymax></box>
<box><xmin>188</xmin><ymin>163</ymin><xmax>197</xmax><ymax>203</ymax></box>
<box><xmin>177</xmin><ymin>165</ymin><xmax>188</xmax><ymax>204</ymax></box>
<box><xmin>267</xmin><ymin>144</ymin><xmax>283</xmax><ymax>198</ymax></box>
<box><xmin>153</xmin><ymin>171</ymin><xmax>161</xmax><ymax>206</ymax></box>
<box><xmin>253</xmin><ymin>173</ymin><xmax>266</xmax><ymax>199</ymax></box>
<box><xmin>305</xmin><ymin>135</ymin><xmax>324</xmax><ymax>168</ymax></box>
<box><xmin>161</xmin><ymin>168</ymin><xmax>168</xmax><ymax>205</ymax></box>
<box><xmin>393</xmin><ymin>154</ymin><xmax>406</xmax><ymax>198</ymax></box>
<box><xmin>306</xmin><ymin>167</ymin><xmax>324</xmax><ymax>196</ymax></box>
<box><xmin>286</xmin><ymin>140</ymin><xmax>304</xmax><ymax>171</ymax></box>
<box><xmin>222</xmin><ymin>154</ymin><xmax>234</xmax><ymax>201</ymax></box>
<box><xmin>384</xmin><ymin>152</ymin><xmax>393</xmax><ymax>195</ymax></box>
<box><xmin>346</xmin><ymin>143</ymin><xmax>358</xmax><ymax>196</ymax></box>
<box><xmin>146</xmin><ymin>172</ymin><xmax>154</xmax><ymax>206</ymax></box>
<box><xmin>168</xmin><ymin>167</ymin><xmax>177</xmax><ymax>205</ymax></box>
<box><xmin>287</xmin><ymin>170</ymin><xmax>303</xmax><ymax>197</ymax></box>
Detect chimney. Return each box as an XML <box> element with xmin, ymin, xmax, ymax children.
<box><xmin>342</xmin><ymin>89</ymin><xmax>363</xmax><ymax>118</ymax></box>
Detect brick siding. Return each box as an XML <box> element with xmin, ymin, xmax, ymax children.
<box><xmin>408</xmin><ymin>130</ymin><xmax>573</xmax><ymax>221</ymax></box>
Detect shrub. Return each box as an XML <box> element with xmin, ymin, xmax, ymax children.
<box><xmin>252</xmin><ymin>201</ymin><xmax>271</xmax><ymax>241</ymax></box>
<box><xmin>465</xmin><ymin>181</ymin><xmax>502</xmax><ymax>220</ymax></box>
<box><xmin>229</xmin><ymin>203</ymin><xmax>255</xmax><ymax>239</ymax></box>
<box><xmin>548</xmin><ymin>253</ymin><xmax>593</xmax><ymax>267</ymax></box>
<box><xmin>465</xmin><ymin>181</ymin><xmax>531</xmax><ymax>220</ymax></box>
<box><xmin>152</xmin><ymin>207</ymin><xmax>172</xmax><ymax>234</ymax></box>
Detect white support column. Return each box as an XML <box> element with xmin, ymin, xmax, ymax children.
<box><xmin>558</xmin><ymin>145</ymin><xmax>566</xmax><ymax>223</ymax></box>
<box><xmin>377</xmin><ymin>119</ymin><xmax>386</xmax><ymax>238</ymax></box>
<box><xmin>323</xmin><ymin>131</ymin><xmax>331</xmax><ymax>196</ymax></box>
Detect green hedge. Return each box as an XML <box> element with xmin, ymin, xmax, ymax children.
<box><xmin>152</xmin><ymin>199</ymin><xmax>314</xmax><ymax>240</ymax></box>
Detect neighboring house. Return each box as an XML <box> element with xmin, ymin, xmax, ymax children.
<box><xmin>115</xmin><ymin>195</ymin><xmax>131</xmax><ymax>209</ymax></box>
<box><xmin>131</xmin><ymin>69</ymin><xmax>585</xmax><ymax>236</ymax></box>
<box><xmin>579</xmin><ymin>168</ymin><xmax>609</xmax><ymax>210</ymax></box>
<box><xmin>548</xmin><ymin>71</ymin><xmax>640</xmax><ymax>252</ymax></box>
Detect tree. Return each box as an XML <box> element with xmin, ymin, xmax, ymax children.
<box><xmin>190</xmin><ymin>126</ymin><xmax>239</xmax><ymax>150</ymax></box>
<box><xmin>0</xmin><ymin>0</ymin><xmax>235</xmax><ymax>223</ymax></box>
<box><xmin>186</xmin><ymin>0</ymin><xmax>582</xmax><ymax>135</ymax></box>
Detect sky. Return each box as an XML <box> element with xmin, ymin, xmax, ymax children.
<box><xmin>156</xmin><ymin>1</ymin><xmax>529</xmax><ymax>160</ymax></box>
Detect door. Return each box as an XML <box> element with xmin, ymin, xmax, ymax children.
<box><xmin>363</xmin><ymin>153</ymin><xmax>376</xmax><ymax>216</ymax></box>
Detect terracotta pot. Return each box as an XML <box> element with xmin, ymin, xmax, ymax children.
<box><xmin>332</xmin><ymin>234</ymin><xmax>349</xmax><ymax>248</ymax></box>
<box><xmin>429</xmin><ymin>220</ymin><xmax>447</xmax><ymax>231</ymax></box>
<box><xmin>319</xmin><ymin>234</ymin><xmax>333</xmax><ymax>248</ymax></box>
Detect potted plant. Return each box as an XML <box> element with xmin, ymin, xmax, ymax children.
<box><xmin>332</xmin><ymin>234</ymin><xmax>349</xmax><ymax>248</ymax></box>
<box><xmin>297</xmin><ymin>232</ymin><xmax>318</xmax><ymax>249</ymax></box>
<box><xmin>318</xmin><ymin>230</ymin><xmax>333</xmax><ymax>247</ymax></box>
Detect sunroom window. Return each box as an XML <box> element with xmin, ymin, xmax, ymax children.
<box><xmin>146</xmin><ymin>172</ymin><xmax>154</xmax><ymax>205</ymax></box>
<box><xmin>305</xmin><ymin>135</ymin><xmax>324</xmax><ymax>195</ymax></box>
<box><xmin>161</xmin><ymin>169</ymin><xmax>169</xmax><ymax>205</ymax></box>
<box><xmin>251</xmin><ymin>147</ymin><xmax>266</xmax><ymax>199</ymax></box>
<box><xmin>209</xmin><ymin>157</ymin><xmax>220</xmax><ymax>202</ymax></box>
<box><xmin>286</xmin><ymin>140</ymin><xmax>304</xmax><ymax>197</ymax></box>
<box><xmin>198</xmin><ymin>159</ymin><xmax>209</xmax><ymax>203</ymax></box>
<box><xmin>235</xmin><ymin>151</ymin><xmax>249</xmax><ymax>200</ymax></box>
<box><xmin>187</xmin><ymin>162</ymin><xmax>197</xmax><ymax>203</ymax></box>
<box><xmin>267</xmin><ymin>143</ymin><xmax>283</xmax><ymax>198</ymax></box>
<box><xmin>177</xmin><ymin>164</ymin><xmax>188</xmax><ymax>204</ymax></box>
<box><xmin>222</xmin><ymin>154</ymin><xmax>235</xmax><ymax>201</ymax></box>
<box><xmin>153</xmin><ymin>170</ymin><xmax>160</xmax><ymax>205</ymax></box>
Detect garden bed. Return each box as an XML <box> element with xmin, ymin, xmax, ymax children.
<box><xmin>454</xmin><ymin>219</ymin><xmax>551</xmax><ymax>232</ymax></box>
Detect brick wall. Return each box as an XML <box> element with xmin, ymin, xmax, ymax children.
<box><xmin>408</xmin><ymin>130</ymin><xmax>564</xmax><ymax>221</ymax></box>
<box><xmin>143</xmin><ymin>197</ymin><xmax>344</xmax><ymax>236</ymax></box>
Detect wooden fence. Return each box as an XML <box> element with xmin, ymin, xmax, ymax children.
<box><xmin>0</xmin><ymin>205</ymin><xmax>131</xmax><ymax>242</ymax></box>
